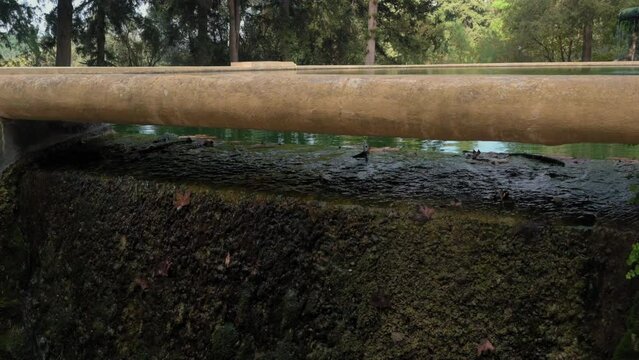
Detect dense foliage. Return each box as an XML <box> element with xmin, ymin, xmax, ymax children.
<box><xmin>0</xmin><ymin>0</ymin><xmax>637</xmax><ymax>66</ymax></box>
<box><xmin>627</xmin><ymin>242</ymin><xmax>639</xmax><ymax>279</ymax></box>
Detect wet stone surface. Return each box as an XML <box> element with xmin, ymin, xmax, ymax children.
<box><xmin>1</xmin><ymin>134</ymin><xmax>638</xmax><ymax>359</ymax></box>
<box><xmin>38</xmin><ymin>135</ymin><xmax>639</xmax><ymax>226</ymax></box>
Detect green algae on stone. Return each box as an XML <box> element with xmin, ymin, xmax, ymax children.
<box><xmin>2</xmin><ymin>133</ymin><xmax>638</xmax><ymax>359</ymax></box>
<box><xmin>0</xmin><ymin>164</ymin><xmax>30</xmax><ymax>360</ymax></box>
<box><xmin>614</xmin><ymin>294</ymin><xmax>639</xmax><ymax>359</ymax></box>
<box><xmin>210</xmin><ymin>323</ymin><xmax>240</xmax><ymax>359</ymax></box>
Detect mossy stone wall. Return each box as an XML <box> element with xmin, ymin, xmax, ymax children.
<box><xmin>0</xmin><ymin>169</ymin><xmax>633</xmax><ymax>359</ymax></box>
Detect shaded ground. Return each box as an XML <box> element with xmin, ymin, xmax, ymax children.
<box><xmin>1</xmin><ymin>134</ymin><xmax>639</xmax><ymax>359</ymax></box>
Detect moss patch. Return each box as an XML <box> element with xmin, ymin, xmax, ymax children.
<box><xmin>0</xmin><ymin>165</ymin><xmax>30</xmax><ymax>359</ymax></box>
<box><xmin>614</xmin><ymin>294</ymin><xmax>639</xmax><ymax>359</ymax></box>
<box><xmin>7</xmin><ymin>169</ymin><xmax>635</xmax><ymax>359</ymax></box>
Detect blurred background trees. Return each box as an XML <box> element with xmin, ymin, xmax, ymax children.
<box><xmin>0</xmin><ymin>0</ymin><xmax>637</xmax><ymax>66</ymax></box>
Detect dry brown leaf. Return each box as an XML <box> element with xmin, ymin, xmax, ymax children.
<box><xmin>156</xmin><ymin>258</ymin><xmax>173</xmax><ymax>277</ymax></box>
<box><xmin>477</xmin><ymin>338</ymin><xmax>495</xmax><ymax>356</ymax></box>
<box><xmin>391</xmin><ymin>332</ymin><xmax>405</xmax><ymax>344</ymax></box>
<box><xmin>224</xmin><ymin>252</ymin><xmax>232</xmax><ymax>268</ymax></box>
<box><xmin>175</xmin><ymin>190</ymin><xmax>191</xmax><ymax>210</ymax></box>
<box><xmin>134</xmin><ymin>276</ymin><xmax>150</xmax><ymax>290</ymax></box>
<box><xmin>415</xmin><ymin>205</ymin><xmax>436</xmax><ymax>222</ymax></box>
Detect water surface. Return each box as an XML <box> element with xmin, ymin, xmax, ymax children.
<box><xmin>113</xmin><ymin>125</ymin><xmax>639</xmax><ymax>160</ymax></box>
<box><xmin>297</xmin><ymin>66</ymin><xmax>639</xmax><ymax>76</ymax></box>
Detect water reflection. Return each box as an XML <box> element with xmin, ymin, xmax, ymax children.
<box><xmin>297</xmin><ymin>67</ymin><xmax>639</xmax><ymax>76</ymax></box>
<box><xmin>113</xmin><ymin>124</ymin><xmax>639</xmax><ymax>160</ymax></box>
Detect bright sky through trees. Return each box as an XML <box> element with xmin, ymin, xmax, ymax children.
<box><xmin>2</xmin><ymin>0</ymin><xmax>638</xmax><ymax>66</ymax></box>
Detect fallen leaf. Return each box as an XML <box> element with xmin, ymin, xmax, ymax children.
<box><xmin>391</xmin><ymin>332</ymin><xmax>405</xmax><ymax>344</ymax></box>
<box><xmin>415</xmin><ymin>205</ymin><xmax>436</xmax><ymax>222</ymax></box>
<box><xmin>224</xmin><ymin>252</ymin><xmax>232</xmax><ymax>268</ymax></box>
<box><xmin>175</xmin><ymin>190</ymin><xmax>191</xmax><ymax>210</ymax></box>
<box><xmin>156</xmin><ymin>258</ymin><xmax>173</xmax><ymax>277</ymax></box>
<box><xmin>134</xmin><ymin>276</ymin><xmax>150</xmax><ymax>290</ymax></box>
<box><xmin>477</xmin><ymin>338</ymin><xmax>495</xmax><ymax>356</ymax></box>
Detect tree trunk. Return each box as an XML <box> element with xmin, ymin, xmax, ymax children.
<box><xmin>95</xmin><ymin>3</ymin><xmax>106</xmax><ymax>66</ymax></box>
<box><xmin>365</xmin><ymin>0</ymin><xmax>378</xmax><ymax>65</ymax></box>
<box><xmin>581</xmin><ymin>22</ymin><xmax>593</xmax><ymax>62</ymax></box>
<box><xmin>279</xmin><ymin>0</ymin><xmax>290</xmax><ymax>60</ymax></box>
<box><xmin>55</xmin><ymin>0</ymin><xmax>73</xmax><ymax>66</ymax></box>
<box><xmin>234</xmin><ymin>0</ymin><xmax>240</xmax><ymax>57</ymax></box>
<box><xmin>228</xmin><ymin>0</ymin><xmax>240</xmax><ymax>63</ymax></box>
<box><xmin>630</xmin><ymin>21</ymin><xmax>638</xmax><ymax>61</ymax></box>
<box><xmin>196</xmin><ymin>3</ymin><xmax>209</xmax><ymax>65</ymax></box>
<box><xmin>567</xmin><ymin>39</ymin><xmax>573</xmax><ymax>62</ymax></box>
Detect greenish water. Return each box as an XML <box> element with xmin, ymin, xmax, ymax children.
<box><xmin>297</xmin><ymin>66</ymin><xmax>639</xmax><ymax>76</ymax></box>
<box><xmin>113</xmin><ymin>125</ymin><xmax>639</xmax><ymax>160</ymax></box>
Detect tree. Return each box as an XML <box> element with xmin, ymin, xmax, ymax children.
<box><xmin>374</xmin><ymin>0</ymin><xmax>436</xmax><ymax>64</ymax></box>
<box><xmin>194</xmin><ymin>0</ymin><xmax>212</xmax><ymax>65</ymax></box>
<box><xmin>277</xmin><ymin>0</ymin><xmax>291</xmax><ymax>59</ymax></box>
<box><xmin>0</xmin><ymin>0</ymin><xmax>43</xmax><ymax>66</ymax></box>
<box><xmin>0</xmin><ymin>0</ymin><xmax>33</xmax><ymax>54</ymax></box>
<box><xmin>241</xmin><ymin>1</ymin><xmax>367</xmax><ymax>65</ymax></box>
<box><xmin>75</xmin><ymin>0</ymin><xmax>142</xmax><ymax>66</ymax></box>
<box><xmin>426</xmin><ymin>0</ymin><xmax>509</xmax><ymax>63</ymax></box>
<box><xmin>503</xmin><ymin>0</ymin><xmax>632</xmax><ymax>62</ymax></box>
<box><xmin>365</xmin><ymin>0</ymin><xmax>378</xmax><ymax>65</ymax></box>
<box><xmin>146</xmin><ymin>0</ymin><xmax>228</xmax><ymax>65</ymax></box>
<box><xmin>55</xmin><ymin>0</ymin><xmax>73</xmax><ymax>66</ymax></box>
<box><xmin>106</xmin><ymin>17</ymin><xmax>166</xmax><ymax>66</ymax></box>
<box><xmin>228</xmin><ymin>0</ymin><xmax>239</xmax><ymax>62</ymax></box>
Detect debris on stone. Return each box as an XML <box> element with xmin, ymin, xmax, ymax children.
<box><xmin>391</xmin><ymin>332</ymin><xmax>405</xmax><ymax>344</ymax></box>
<box><xmin>134</xmin><ymin>276</ymin><xmax>150</xmax><ymax>290</ymax></box>
<box><xmin>415</xmin><ymin>205</ymin><xmax>436</xmax><ymax>222</ymax></box>
<box><xmin>477</xmin><ymin>338</ymin><xmax>495</xmax><ymax>356</ymax></box>
<box><xmin>510</xmin><ymin>153</ymin><xmax>565</xmax><ymax>167</ymax></box>
<box><xmin>175</xmin><ymin>190</ymin><xmax>191</xmax><ymax>210</ymax></box>
<box><xmin>449</xmin><ymin>198</ymin><xmax>462</xmax><ymax>208</ymax></box>
<box><xmin>156</xmin><ymin>258</ymin><xmax>173</xmax><ymax>277</ymax></box>
<box><xmin>224</xmin><ymin>252</ymin><xmax>232</xmax><ymax>268</ymax></box>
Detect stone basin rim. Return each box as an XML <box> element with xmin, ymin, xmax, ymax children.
<box><xmin>0</xmin><ymin>65</ymin><xmax>638</xmax><ymax>146</ymax></box>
